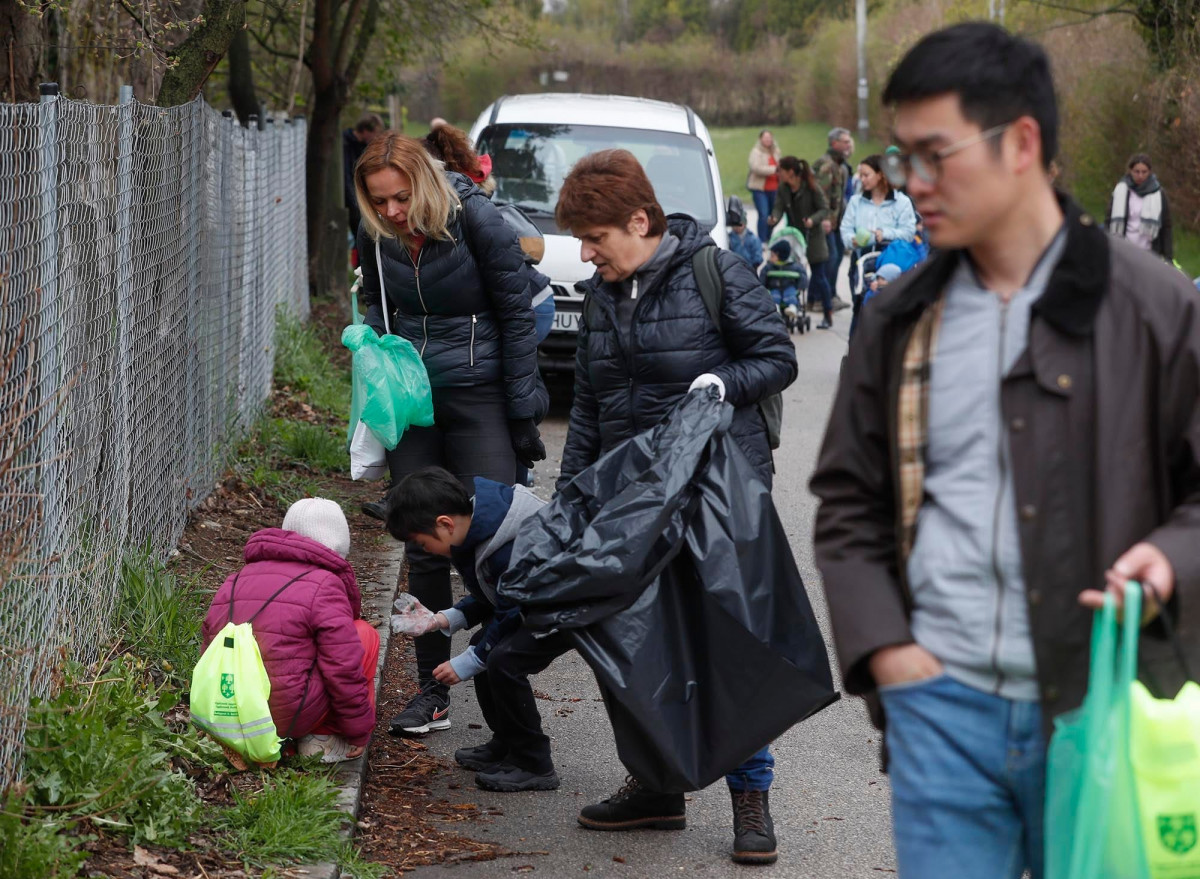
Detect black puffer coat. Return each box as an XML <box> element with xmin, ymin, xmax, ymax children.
<box><xmin>558</xmin><ymin>216</ymin><xmax>797</xmax><ymax>490</ymax></box>
<box><xmin>359</xmin><ymin>174</ymin><xmax>545</xmax><ymax>421</ymax></box>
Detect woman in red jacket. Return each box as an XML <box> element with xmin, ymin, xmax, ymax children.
<box><xmin>201</xmin><ymin>498</ymin><xmax>379</xmax><ymax>766</ymax></box>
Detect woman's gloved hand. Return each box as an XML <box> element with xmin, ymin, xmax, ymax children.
<box><xmin>688</xmin><ymin>373</ymin><xmax>726</xmax><ymax>401</ymax></box>
<box><xmin>509</xmin><ymin>418</ymin><xmax>546</xmax><ymax>469</ymax></box>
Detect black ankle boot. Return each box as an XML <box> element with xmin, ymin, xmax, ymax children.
<box><xmin>577</xmin><ymin>776</ymin><xmax>686</xmax><ymax>831</ymax></box>
<box><xmin>730</xmin><ymin>789</ymin><xmax>777</xmax><ymax>864</ymax></box>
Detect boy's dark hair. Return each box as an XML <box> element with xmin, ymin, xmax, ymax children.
<box><xmin>385</xmin><ymin>467</ymin><xmax>472</xmax><ymax>541</ymax></box>
<box><xmin>882</xmin><ymin>22</ymin><xmax>1058</xmax><ymax>169</ymax></box>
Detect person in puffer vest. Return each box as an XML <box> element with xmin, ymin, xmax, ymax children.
<box><xmin>201</xmin><ymin>498</ymin><xmax>379</xmax><ymax>766</ymax></box>
<box><xmin>385</xmin><ymin>466</ymin><xmax>563</xmax><ymax>795</ymax></box>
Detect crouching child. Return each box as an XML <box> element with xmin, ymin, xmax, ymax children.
<box><xmin>200</xmin><ymin>498</ymin><xmax>379</xmax><ymax>768</ymax></box>
<box><xmin>386</xmin><ymin>467</ymin><xmax>566</xmax><ymax>793</ymax></box>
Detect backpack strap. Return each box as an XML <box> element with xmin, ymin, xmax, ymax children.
<box><xmin>227</xmin><ymin>571</ymin><xmax>312</xmax><ymax>625</ymax></box>
<box><xmin>691</xmin><ymin>245</ymin><xmax>725</xmax><ymax>332</ymax></box>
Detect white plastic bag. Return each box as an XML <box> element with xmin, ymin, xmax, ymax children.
<box><xmin>390</xmin><ymin>593</ymin><xmax>440</xmax><ymax>636</ymax></box>
<box><xmin>349</xmin><ymin>420</ymin><xmax>387</xmax><ymax>481</ymax></box>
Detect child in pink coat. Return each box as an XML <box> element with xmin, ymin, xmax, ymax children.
<box><xmin>201</xmin><ymin>498</ymin><xmax>379</xmax><ymax>765</ymax></box>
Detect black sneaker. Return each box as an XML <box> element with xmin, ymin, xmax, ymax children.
<box><xmin>577</xmin><ymin>776</ymin><xmax>686</xmax><ymax>831</ymax></box>
<box><xmin>361</xmin><ymin>499</ymin><xmax>388</xmax><ymax>522</ymax></box>
<box><xmin>455</xmin><ymin>739</ymin><xmax>508</xmax><ymax>772</ymax></box>
<box><xmin>730</xmin><ymin>789</ymin><xmax>777</xmax><ymax>865</ymax></box>
<box><xmin>388</xmin><ymin>688</ymin><xmax>450</xmax><ymax>736</ymax></box>
<box><xmin>475</xmin><ymin>760</ymin><xmax>561</xmax><ymax>792</ymax></box>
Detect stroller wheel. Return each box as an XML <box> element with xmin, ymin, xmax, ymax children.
<box><xmin>805</xmin><ymin>316</ymin><xmax>812</xmax><ymax>332</ymax></box>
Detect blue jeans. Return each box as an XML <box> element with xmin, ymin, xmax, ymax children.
<box><xmin>726</xmin><ymin>746</ymin><xmax>774</xmax><ymax>792</ymax></box>
<box><xmin>883</xmin><ymin>674</ymin><xmax>1045</xmax><ymax>879</ymax></box>
<box><xmin>826</xmin><ymin>232</ymin><xmax>844</xmax><ymax>294</ymax></box>
<box><xmin>751</xmin><ymin>190</ymin><xmax>776</xmax><ymax>243</ymax></box>
<box><xmin>808</xmin><ymin>261</ymin><xmax>832</xmax><ymax>317</ymax></box>
<box><xmin>769</xmin><ymin>285</ymin><xmax>800</xmax><ymax>310</ymax></box>
<box><xmin>533</xmin><ymin>296</ymin><xmax>555</xmax><ymax>344</ymax></box>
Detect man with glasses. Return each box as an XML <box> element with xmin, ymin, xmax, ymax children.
<box><xmin>812</xmin><ymin>22</ymin><xmax>1200</xmax><ymax>879</ymax></box>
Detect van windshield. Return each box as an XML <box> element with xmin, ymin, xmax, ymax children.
<box><xmin>475</xmin><ymin>123</ymin><xmax>718</xmax><ymax>229</ymax></box>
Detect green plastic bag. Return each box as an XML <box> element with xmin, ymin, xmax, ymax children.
<box><xmin>342</xmin><ymin>324</ymin><xmax>434</xmax><ymax>451</ymax></box>
<box><xmin>1130</xmin><ymin>647</ymin><xmax>1200</xmax><ymax>877</ymax></box>
<box><xmin>1046</xmin><ymin>582</ymin><xmax>1150</xmax><ymax>879</ymax></box>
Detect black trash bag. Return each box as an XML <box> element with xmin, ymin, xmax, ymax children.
<box><xmin>500</xmin><ymin>389</ymin><xmax>838</xmax><ymax>792</ymax></box>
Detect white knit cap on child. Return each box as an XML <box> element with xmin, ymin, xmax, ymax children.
<box><xmin>282</xmin><ymin>498</ymin><xmax>351</xmax><ymax>558</ymax></box>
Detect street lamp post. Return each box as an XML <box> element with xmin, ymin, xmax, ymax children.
<box><xmin>856</xmin><ymin>0</ymin><xmax>869</xmax><ymax>143</ymax></box>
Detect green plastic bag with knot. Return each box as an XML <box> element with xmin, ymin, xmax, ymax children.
<box><xmin>342</xmin><ymin>323</ymin><xmax>434</xmax><ymax>452</ymax></box>
<box><xmin>1045</xmin><ymin>582</ymin><xmax>1150</xmax><ymax>879</ymax></box>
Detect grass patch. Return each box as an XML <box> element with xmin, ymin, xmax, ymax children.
<box><xmin>114</xmin><ymin>549</ymin><xmax>209</xmax><ymax>688</ymax></box>
<box><xmin>232</xmin><ymin>417</ymin><xmax>348</xmax><ymax>506</ymax></box>
<box><xmin>282</xmin><ymin>422</ymin><xmax>350</xmax><ymax>473</ymax></box>
<box><xmin>710</xmin><ymin>123</ymin><xmax>886</xmax><ymax>206</ymax></box>
<box><xmin>213</xmin><ymin>770</ymin><xmax>348</xmax><ymax>868</ymax></box>
<box><xmin>0</xmin><ymin>798</ymin><xmax>88</xmax><ymax>879</ymax></box>
<box><xmin>274</xmin><ymin>309</ymin><xmax>351</xmax><ymax>419</ymax></box>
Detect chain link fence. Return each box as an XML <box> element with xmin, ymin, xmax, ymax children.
<box><xmin>0</xmin><ymin>89</ymin><xmax>309</xmax><ymax>790</ymax></box>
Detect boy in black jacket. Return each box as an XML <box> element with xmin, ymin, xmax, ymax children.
<box><xmin>386</xmin><ymin>466</ymin><xmax>565</xmax><ymax>792</ymax></box>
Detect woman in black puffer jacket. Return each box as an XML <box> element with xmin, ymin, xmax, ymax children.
<box><xmin>353</xmin><ymin>132</ymin><xmax>547</xmax><ymax>735</ymax></box>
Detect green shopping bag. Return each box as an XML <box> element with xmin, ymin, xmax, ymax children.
<box><xmin>1129</xmin><ymin>592</ymin><xmax>1200</xmax><ymax>879</ymax></box>
<box><xmin>342</xmin><ymin>250</ymin><xmax>434</xmax><ymax>452</ymax></box>
<box><xmin>1045</xmin><ymin>582</ymin><xmax>1149</xmax><ymax>879</ymax></box>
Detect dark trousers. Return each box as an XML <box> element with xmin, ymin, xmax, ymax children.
<box><xmin>808</xmin><ymin>260</ymin><xmax>832</xmax><ymax>319</ymax></box>
<box><xmin>826</xmin><ymin>232</ymin><xmax>844</xmax><ymax>295</ymax></box>
<box><xmin>386</xmin><ymin>383</ymin><xmax>517</xmax><ymax>687</ymax></box>
<box><xmin>473</xmin><ymin>626</ymin><xmax>573</xmax><ymax>774</ymax></box>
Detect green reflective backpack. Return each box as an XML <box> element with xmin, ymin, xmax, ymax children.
<box><xmin>190</xmin><ymin>572</ymin><xmax>313</xmax><ymax>764</ymax></box>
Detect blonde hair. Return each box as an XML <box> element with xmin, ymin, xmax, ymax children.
<box><xmin>355</xmin><ymin>132</ymin><xmax>460</xmax><ymax>242</ymax></box>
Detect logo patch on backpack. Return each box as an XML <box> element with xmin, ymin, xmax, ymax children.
<box><xmin>1158</xmin><ymin>814</ymin><xmax>1198</xmax><ymax>854</ymax></box>
<box><xmin>220</xmin><ymin>673</ymin><xmax>236</xmax><ymax>699</ymax></box>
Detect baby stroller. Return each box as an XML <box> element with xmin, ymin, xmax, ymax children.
<box><xmin>765</xmin><ymin>226</ymin><xmax>812</xmax><ymax>334</ymax></box>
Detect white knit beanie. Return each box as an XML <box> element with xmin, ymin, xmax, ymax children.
<box><xmin>282</xmin><ymin>498</ymin><xmax>351</xmax><ymax>558</ymax></box>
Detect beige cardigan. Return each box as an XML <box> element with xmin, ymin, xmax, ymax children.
<box><xmin>747</xmin><ymin>142</ymin><xmax>782</xmax><ymax>191</ymax></box>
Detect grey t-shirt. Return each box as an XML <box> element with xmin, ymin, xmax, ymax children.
<box><xmin>906</xmin><ymin>228</ymin><xmax>1067</xmax><ymax>701</ymax></box>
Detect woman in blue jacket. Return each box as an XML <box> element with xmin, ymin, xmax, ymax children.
<box><xmin>840</xmin><ymin>154</ymin><xmax>917</xmax><ymax>335</ymax></box>
<box><xmin>354</xmin><ymin>133</ymin><xmax>548</xmax><ymax>737</ymax></box>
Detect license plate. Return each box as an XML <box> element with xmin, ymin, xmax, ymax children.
<box><xmin>552</xmin><ymin>310</ymin><xmax>581</xmax><ymax>333</ymax></box>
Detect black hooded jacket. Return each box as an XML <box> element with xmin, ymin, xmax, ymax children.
<box><xmin>558</xmin><ymin>215</ymin><xmax>798</xmax><ymax>489</ymax></box>
<box><xmin>358</xmin><ymin>174</ymin><xmax>546</xmax><ymax>422</ymax></box>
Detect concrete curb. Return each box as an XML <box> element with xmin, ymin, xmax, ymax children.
<box><xmin>292</xmin><ymin>540</ymin><xmax>406</xmax><ymax>879</ymax></box>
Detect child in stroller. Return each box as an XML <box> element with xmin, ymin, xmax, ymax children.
<box><xmin>760</xmin><ymin>235</ymin><xmax>811</xmax><ymax>334</ymax></box>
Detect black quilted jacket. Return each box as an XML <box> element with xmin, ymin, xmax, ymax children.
<box><xmin>558</xmin><ymin>216</ymin><xmax>797</xmax><ymax>490</ymax></box>
<box><xmin>358</xmin><ymin>174</ymin><xmax>545</xmax><ymax>421</ymax></box>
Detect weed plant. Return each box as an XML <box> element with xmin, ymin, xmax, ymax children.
<box><xmin>113</xmin><ymin>549</ymin><xmax>208</xmax><ymax>687</ymax></box>
<box><xmin>273</xmin><ymin>310</ymin><xmax>349</xmax><ymax>418</ymax></box>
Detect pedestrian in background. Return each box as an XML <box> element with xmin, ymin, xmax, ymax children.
<box><xmin>1106</xmin><ymin>152</ymin><xmax>1173</xmax><ymax>261</ymax></box>
<box><xmin>813</xmin><ymin>127</ymin><xmax>854</xmax><ymax>310</ymax></box>
<box><xmin>813</xmin><ymin>22</ymin><xmax>1200</xmax><ymax>879</ymax></box>
<box><xmin>343</xmin><ymin>113</ymin><xmax>384</xmax><ymax>261</ymax></box>
<box><xmin>769</xmin><ymin>156</ymin><xmax>834</xmax><ymax>328</ymax></box>
<box><xmin>353</xmin><ymin>133</ymin><xmax>548</xmax><ymax>737</ymax></box>
<box><xmin>746</xmin><ymin>130</ymin><xmax>782</xmax><ymax>243</ymax></box>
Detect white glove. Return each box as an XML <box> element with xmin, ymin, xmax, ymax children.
<box><xmin>390</xmin><ymin>594</ymin><xmax>441</xmax><ymax>636</ymax></box>
<box><xmin>688</xmin><ymin>373</ymin><xmax>726</xmax><ymax>401</ymax></box>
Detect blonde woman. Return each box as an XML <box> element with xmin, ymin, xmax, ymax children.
<box><xmin>354</xmin><ymin>132</ymin><xmax>547</xmax><ymax>737</ymax></box>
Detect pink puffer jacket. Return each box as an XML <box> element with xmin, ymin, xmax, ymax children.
<box><xmin>201</xmin><ymin>529</ymin><xmax>375</xmax><ymax>745</ymax></box>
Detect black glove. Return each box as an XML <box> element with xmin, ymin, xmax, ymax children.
<box><xmin>509</xmin><ymin>418</ymin><xmax>546</xmax><ymax>470</ymax></box>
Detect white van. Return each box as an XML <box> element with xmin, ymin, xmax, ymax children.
<box><xmin>468</xmin><ymin>93</ymin><xmax>727</xmax><ymax>375</ymax></box>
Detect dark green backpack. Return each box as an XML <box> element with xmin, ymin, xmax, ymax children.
<box><xmin>584</xmin><ymin>245</ymin><xmax>784</xmax><ymax>450</ymax></box>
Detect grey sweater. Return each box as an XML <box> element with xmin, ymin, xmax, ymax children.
<box><xmin>906</xmin><ymin>229</ymin><xmax>1066</xmax><ymax>700</ymax></box>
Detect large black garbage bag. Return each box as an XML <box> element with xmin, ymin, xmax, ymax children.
<box><xmin>500</xmin><ymin>390</ymin><xmax>838</xmax><ymax>792</ymax></box>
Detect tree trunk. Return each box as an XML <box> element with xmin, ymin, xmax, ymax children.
<box><xmin>0</xmin><ymin>0</ymin><xmax>43</xmax><ymax>103</ymax></box>
<box><xmin>227</xmin><ymin>28</ymin><xmax>261</xmax><ymax>125</ymax></box>
<box><xmin>156</xmin><ymin>0</ymin><xmax>246</xmax><ymax>106</ymax></box>
<box><xmin>305</xmin><ymin>76</ymin><xmax>345</xmax><ymax>298</ymax></box>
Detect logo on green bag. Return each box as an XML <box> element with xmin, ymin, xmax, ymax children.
<box><xmin>220</xmin><ymin>673</ymin><xmax>236</xmax><ymax>699</ymax></box>
<box><xmin>1157</xmin><ymin>814</ymin><xmax>1198</xmax><ymax>854</ymax></box>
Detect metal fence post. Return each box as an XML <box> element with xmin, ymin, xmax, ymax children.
<box><xmin>113</xmin><ymin>84</ymin><xmax>135</xmax><ymax>554</ymax></box>
<box><xmin>37</xmin><ymin>82</ymin><xmax>61</xmax><ymax>596</ymax></box>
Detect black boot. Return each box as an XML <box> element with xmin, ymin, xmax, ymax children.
<box><xmin>455</xmin><ymin>738</ymin><xmax>508</xmax><ymax>772</ymax></box>
<box><xmin>730</xmin><ymin>789</ymin><xmax>777</xmax><ymax>864</ymax></box>
<box><xmin>577</xmin><ymin>776</ymin><xmax>686</xmax><ymax>831</ymax></box>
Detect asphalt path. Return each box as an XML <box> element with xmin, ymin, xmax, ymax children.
<box><xmin>400</xmin><ymin>256</ymin><xmax>896</xmax><ymax>877</ymax></box>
